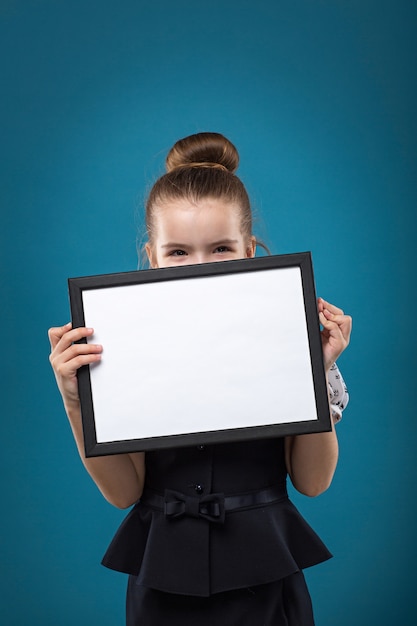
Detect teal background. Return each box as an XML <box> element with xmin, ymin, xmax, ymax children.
<box><xmin>1</xmin><ymin>1</ymin><xmax>416</xmax><ymax>624</ymax></box>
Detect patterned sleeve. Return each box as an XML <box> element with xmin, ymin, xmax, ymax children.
<box><xmin>328</xmin><ymin>362</ymin><xmax>349</xmax><ymax>423</ymax></box>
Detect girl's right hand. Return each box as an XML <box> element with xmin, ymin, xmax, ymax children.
<box><xmin>48</xmin><ymin>323</ymin><xmax>103</xmax><ymax>409</ymax></box>
<box><xmin>48</xmin><ymin>324</ymin><xmax>144</xmax><ymax>507</ymax></box>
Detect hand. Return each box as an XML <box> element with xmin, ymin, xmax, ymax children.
<box><xmin>317</xmin><ymin>298</ymin><xmax>352</xmax><ymax>371</ymax></box>
<box><xmin>48</xmin><ymin>323</ymin><xmax>103</xmax><ymax>409</ymax></box>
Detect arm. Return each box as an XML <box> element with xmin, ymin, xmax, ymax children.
<box><xmin>48</xmin><ymin>323</ymin><xmax>145</xmax><ymax>509</ymax></box>
<box><xmin>285</xmin><ymin>298</ymin><xmax>352</xmax><ymax>497</ymax></box>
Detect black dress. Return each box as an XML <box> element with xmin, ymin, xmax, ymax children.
<box><xmin>102</xmin><ymin>437</ymin><xmax>331</xmax><ymax>625</ymax></box>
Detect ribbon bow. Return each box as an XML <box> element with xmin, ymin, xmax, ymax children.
<box><xmin>164</xmin><ymin>489</ymin><xmax>225</xmax><ymax>524</ymax></box>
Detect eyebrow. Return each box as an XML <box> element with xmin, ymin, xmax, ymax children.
<box><xmin>161</xmin><ymin>239</ymin><xmax>239</xmax><ymax>249</ymax></box>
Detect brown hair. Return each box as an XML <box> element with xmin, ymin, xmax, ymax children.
<box><xmin>145</xmin><ymin>132</ymin><xmax>253</xmax><ymax>245</ymax></box>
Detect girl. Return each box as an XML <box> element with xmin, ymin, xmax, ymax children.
<box><xmin>49</xmin><ymin>132</ymin><xmax>351</xmax><ymax>625</ymax></box>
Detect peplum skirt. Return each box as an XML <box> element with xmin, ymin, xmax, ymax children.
<box><xmin>102</xmin><ymin>484</ymin><xmax>331</xmax><ymax>597</ymax></box>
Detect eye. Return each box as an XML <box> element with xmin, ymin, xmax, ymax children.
<box><xmin>214</xmin><ymin>246</ymin><xmax>231</xmax><ymax>254</ymax></box>
<box><xmin>169</xmin><ymin>249</ymin><xmax>188</xmax><ymax>257</ymax></box>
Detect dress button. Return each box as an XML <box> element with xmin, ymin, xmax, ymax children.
<box><xmin>197</xmin><ymin>444</ymin><xmax>205</xmax><ymax>451</ymax></box>
<box><xmin>194</xmin><ymin>484</ymin><xmax>204</xmax><ymax>495</ymax></box>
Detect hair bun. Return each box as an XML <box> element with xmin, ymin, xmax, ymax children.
<box><xmin>166</xmin><ymin>132</ymin><xmax>239</xmax><ymax>174</ymax></box>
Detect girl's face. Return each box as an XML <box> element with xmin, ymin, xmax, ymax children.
<box><xmin>145</xmin><ymin>198</ymin><xmax>256</xmax><ymax>268</ymax></box>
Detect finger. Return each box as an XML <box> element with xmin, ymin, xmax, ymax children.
<box><xmin>63</xmin><ymin>341</ymin><xmax>103</xmax><ymax>360</ymax></box>
<box><xmin>318</xmin><ymin>312</ymin><xmax>346</xmax><ymax>339</ymax></box>
<box><xmin>54</xmin><ymin>351</ymin><xmax>102</xmax><ymax>377</ymax></box>
<box><xmin>322</xmin><ymin>309</ymin><xmax>345</xmax><ymax>323</ymax></box>
<box><xmin>52</xmin><ymin>326</ymin><xmax>95</xmax><ymax>354</ymax></box>
<box><xmin>317</xmin><ymin>298</ymin><xmax>344</xmax><ymax>316</ymax></box>
<box><xmin>319</xmin><ymin>310</ymin><xmax>339</xmax><ymax>330</ymax></box>
<box><xmin>50</xmin><ymin>343</ymin><xmax>103</xmax><ymax>377</ymax></box>
<box><xmin>322</xmin><ymin>309</ymin><xmax>352</xmax><ymax>340</ymax></box>
<box><xmin>48</xmin><ymin>322</ymin><xmax>72</xmax><ymax>349</ymax></box>
<box><xmin>51</xmin><ymin>340</ymin><xmax>102</xmax><ymax>366</ymax></box>
<box><xmin>337</xmin><ymin>315</ymin><xmax>352</xmax><ymax>343</ymax></box>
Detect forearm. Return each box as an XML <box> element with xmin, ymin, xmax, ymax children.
<box><xmin>286</xmin><ymin>421</ymin><xmax>338</xmax><ymax>497</ymax></box>
<box><xmin>49</xmin><ymin>323</ymin><xmax>145</xmax><ymax>508</ymax></box>
<box><xmin>65</xmin><ymin>401</ymin><xmax>145</xmax><ymax>509</ymax></box>
<box><xmin>286</xmin><ymin>298</ymin><xmax>351</xmax><ymax>496</ymax></box>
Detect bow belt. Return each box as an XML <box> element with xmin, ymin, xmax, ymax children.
<box><xmin>140</xmin><ymin>485</ymin><xmax>287</xmax><ymax>524</ymax></box>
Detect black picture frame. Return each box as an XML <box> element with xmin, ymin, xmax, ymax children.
<box><xmin>68</xmin><ymin>252</ymin><xmax>331</xmax><ymax>457</ymax></box>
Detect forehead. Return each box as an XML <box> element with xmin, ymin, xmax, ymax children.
<box><xmin>153</xmin><ymin>198</ymin><xmax>242</xmax><ymax>238</ymax></box>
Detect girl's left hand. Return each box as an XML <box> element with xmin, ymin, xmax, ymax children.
<box><xmin>317</xmin><ymin>298</ymin><xmax>352</xmax><ymax>371</ymax></box>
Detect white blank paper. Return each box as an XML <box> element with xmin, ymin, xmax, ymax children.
<box><xmin>82</xmin><ymin>266</ymin><xmax>317</xmax><ymax>444</ymax></box>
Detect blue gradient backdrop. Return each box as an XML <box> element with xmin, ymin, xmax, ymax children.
<box><xmin>1</xmin><ymin>1</ymin><xmax>416</xmax><ymax>624</ymax></box>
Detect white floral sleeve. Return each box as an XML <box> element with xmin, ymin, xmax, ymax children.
<box><xmin>328</xmin><ymin>362</ymin><xmax>349</xmax><ymax>423</ymax></box>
